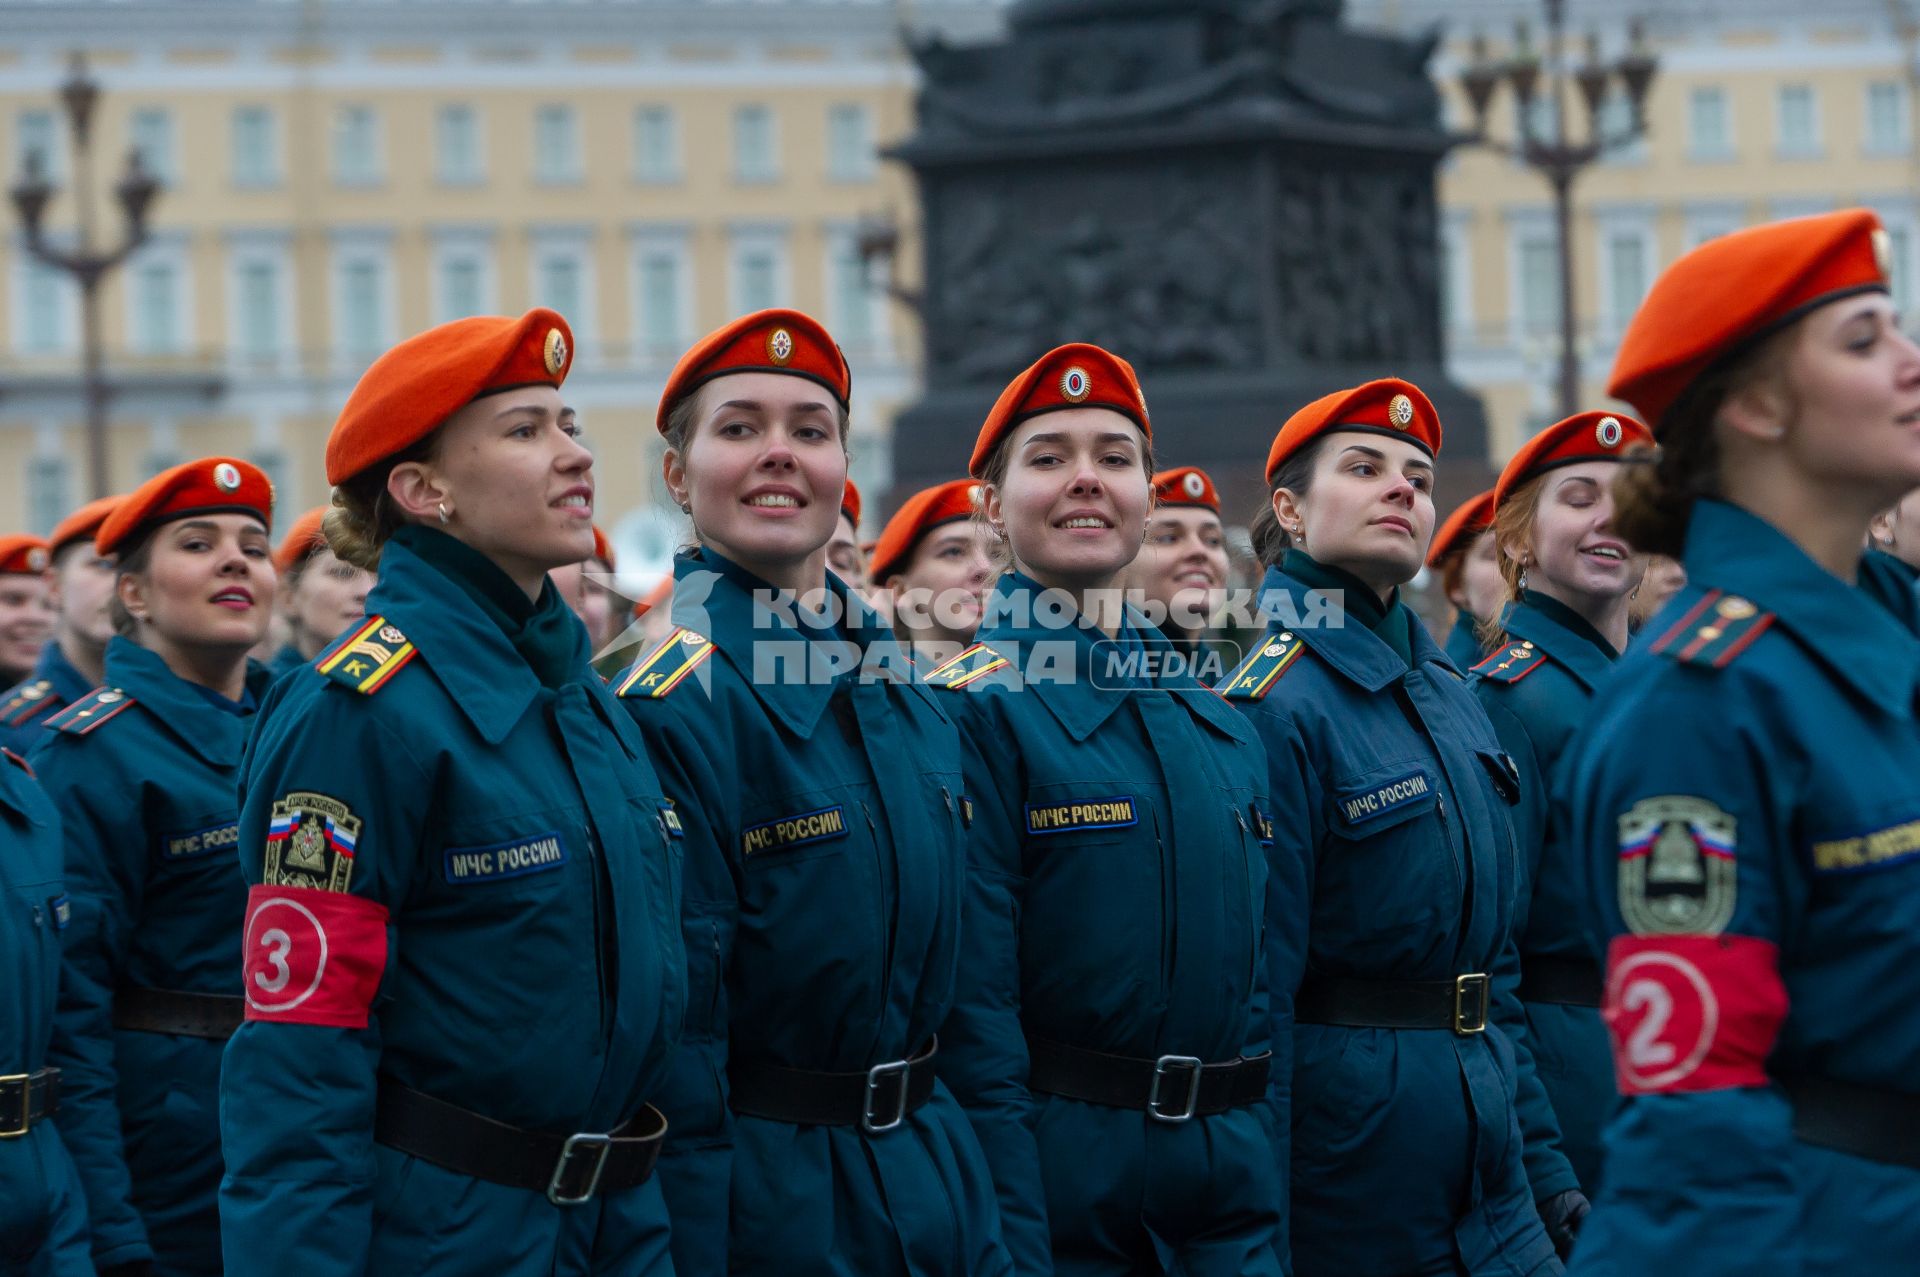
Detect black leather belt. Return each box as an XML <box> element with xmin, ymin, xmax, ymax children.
<box><xmin>1517</xmin><ymin>955</ymin><xmax>1603</xmax><ymax>1008</ymax></box>
<box><xmin>0</xmin><ymin>1067</ymin><xmax>60</xmax><ymax>1139</ymax></box>
<box><xmin>374</xmin><ymin>1081</ymin><xmax>666</xmax><ymax>1206</ymax></box>
<box><xmin>1295</xmin><ymin>972</ymin><xmax>1491</xmax><ymax>1035</ymax></box>
<box><xmin>1778</xmin><ymin>1073</ymin><xmax>1920</xmax><ymax>1171</ymax></box>
<box><xmin>729</xmin><ymin>1039</ymin><xmax>937</xmax><ymax>1134</ymax></box>
<box><xmin>113</xmin><ymin>985</ymin><xmax>244</xmax><ymax>1040</ymax></box>
<box><xmin>1026</xmin><ymin>1038</ymin><xmax>1271</xmax><ymax>1123</ymax></box>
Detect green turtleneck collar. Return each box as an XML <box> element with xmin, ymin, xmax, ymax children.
<box><xmin>390</xmin><ymin>523</ymin><xmax>584</xmax><ymax>688</ymax></box>
<box><xmin>1283</xmin><ymin>548</ymin><xmax>1414</xmax><ymax>666</ymax></box>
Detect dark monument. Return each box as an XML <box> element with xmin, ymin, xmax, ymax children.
<box><xmin>887</xmin><ymin>0</ymin><xmax>1489</xmax><ymax>521</ymax></box>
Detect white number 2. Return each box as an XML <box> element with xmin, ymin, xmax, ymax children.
<box><xmin>254</xmin><ymin>927</ymin><xmax>292</xmax><ymax>994</ymax></box>
<box><xmin>1623</xmin><ymin>977</ymin><xmax>1677</xmax><ymax>1069</ymax></box>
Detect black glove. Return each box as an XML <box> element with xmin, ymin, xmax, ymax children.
<box><xmin>1538</xmin><ymin>1187</ymin><xmax>1591</xmax><ymax>1261</ymax></box>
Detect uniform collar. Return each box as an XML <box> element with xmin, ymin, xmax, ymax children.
<box><xmin>34</xmin><ymin>640</ymin><xmax>95</xmax><ymax>704</ymax></box>
<box><xmin>1682</xmin><ymin>499</ymin><xmax>1920</xmax><ymax>715</ymax></box>
<box><xmin>1258</xmin><ymin>564</ymin><xmax>1446</xmax><ymax>692</ymax></box>
<box><xmin>1500</xmin><ymin>590</ymin><xmax>1619</xmax><ymax>693</ymax></box>
<box><xmin>102</xmin><ymin>636</ymin><xmax>263</xmax><ymax>766</ymax></box>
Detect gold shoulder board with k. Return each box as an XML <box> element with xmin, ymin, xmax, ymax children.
<box><xmin>1649</xmin><ymin>592</ymin><xmax>1774</xmax><ymax>671</ymax></box>
<box><xmin>616</xmin><ymin>627</ymin><xmax>715</xmax><ymax>699</ymax></box>
<box><xmin>317</xmin><ymin>616</ymin><xmax>419</xmax><ymax>695</ymax></box>
<box><xmin>924</xmin><ymin>642</ymin><xmax>1010</xmax><ymax>691</ymax></box>
<box><xmin>47</xmin><ymin>687</ymin><xmax>136</xmax><ymax>736</ymax></box>
<box><xmin>1471</xmin><ymin>641</ymin><xmax>1547</xmax><ymax>684</ymax></box>
<box><xmin>1223</xmin><ymin>633</ymin><xmax>1305</xmax><ymax>700</ymax></box>
<box><xmin>0</xmin><ymin>680</ymin><xmax>56</xmax><ymax>726</ymax></box>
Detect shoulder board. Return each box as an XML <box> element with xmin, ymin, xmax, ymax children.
<box><xmin>1471</xmin><ymin>641</ymin><xmax>1549</xmax><ymax>684</ymax></box>
<box><xmin>924</xmin><ymin>642</ymin><xmax>1011</xmax><ymax>691</ymax></box>
<box><xmin>0</xmin><ymin>680</ymin><xmax>58</xmax><ymax>727</ymax></box>
<box><xmin>2</xmin><ymin>747</ymin><xmax>33</xmax><ymax>777</ymax></box>
<box><xmin>1649</xmin><ymin>590</ymin><xmax>1775</xmax><ymax>671</ymax></box>
<box><xmin>46</xmin><ymin>687</ymin><xmax>136</xmax><ymax>735</ymax></box>
<box><xmin>615</xmin><ymin>627</ymin><xmax>716</xmax><ymax>699</ymax></box>
<box><xmin>1222</xmin><ymin>632</ymin><xmax>1306</xmax><ymax>701</ymax></box>
<box><xmin>316</xmin><ymin>615</ymin><xmax>419</xmax><ymax>695</ymax></box>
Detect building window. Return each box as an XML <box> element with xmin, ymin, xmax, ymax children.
<box><xmin>27</xmin><ymin>456</ymin><xmax>70</xmax><ymax>535</ymax></box>
<box><xmin>1597</xmin><ymin>91</ymin><xmax>1646</xmax><ymax>163</ymax></box>
<box><xmin>337</xmin><ymin>258</ymin><xmax>387</xmax><ymax>357</ymax></box>
<box><xmin>637</xmin><ymin>250</ymin><xmax>683</xmax><ymax>353</ymax></box>
<box><xmin>439</xmin><ymin>255</ymin><xmax>486</xmax><ymax>322</ymax></box>
<box><xmin>1516</xmin><ymin>234</ymin><xmax>1560</xmax><ymax>336</ymax></box>
<box><xmin>827</xmin><ymin>103</ymin><xmax>874</xmax><ymax>181</ymax></box>
<box><xmin>1604</xmin><ymin>232</ymin><xmax>1648</xmax><ymax>335</ymax></box>
<box><xmin>1440</xmin><ymin>222</ymin><xmax>1471</xmax><ymax>338</ymax></box>
<box><xmin>1687</xmin><ymin>86</ymin><xmax>1732</xmax><ymax>159</ymax></box>
<box><xmin>736</xmin><ymin>250</ymin><xmax>778</xmax><ymax>313</ymax></box>
<box><xmin>1889</xmin><ymin>226</ymin><xmax>1914</xmax><ymax>313</ymax></box>
<box><xmin>232</xmin><ymin>106</ymin><xmax>278</xmax><ymax>187</ymax></box>
<box><xmin>634</xmin><ymin>105</ymin><xmax>680</xmax><ymax>183</ymax></box>
<box><xmin>130</xmin><ymin>259</ymin><xmax>181</xmax><ymax>354</ymax></box>
<box><xmin>333</xmin><ymin>105</ymin><xmax>381</xmax><ymax>186</ymax></box>
<box><xmin>534</xmin><ymin>105</ymin><xmax>581</xmax><ymax>185</ymax></box>
<box><xmin>16</xmin><ymin>109</ymin><xmax>60</xmax><ymax>182</ymax></box>
<box><xmin>130</xmin><ymin>108</ymin><xmax>173</xmax><ymax>182</ymax></box>
<box><xmin>828</xmin><ymin>238</ymin><xmax>877</xmax><ymax>351</ymax></box>
<box><xmin>733</xmin><ymin>105</ymin><xmax>778</xmax><ymax>182</ymax></box>
<box><xmin>234</xmin><ymin>258</ymin><xmax>281</xmax><ymax>364</ymax></box>
<box><xmin>21</xmin><ymin>260</ymin><xmax>68</xmax><ymax>354</ymax></box>
<box><xmin>436</xmin><ymin>104</ymin><xmax>483</xmax><ymax>185</ymax></box>
<box><xmin>250</xmin><ymin>448</ymin><xmax>289</xmax><ymax>508</ymax></box>
<box><xmin>1867</xmin><ymin>81</ymin><xmax>1909</xmax><ymax>155</ymax></box>
<box><xmin>534</xmin><ymin>250</ymin><xmax>586</xmax><ymax>325</ymax></box>
<box><xmin>1776</xmin><ymin>84</ymin><xmax>1820</xmax><ymax>157</ymax></box>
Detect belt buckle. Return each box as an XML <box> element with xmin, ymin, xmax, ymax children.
<box><xmin>0</xmin><ymin>1072</ymin><xmax>31</xmax><ymax>1139</ymax></box>
<box><xmin>863</xmin><ymin>1058</ymin><xmax>912</xmax><ymax>1134</ymax></box>
<box><xmin>1454</xmin><ymin>973</ymin><xmax>1490</xmax><ymax>1035</ymax></box>
<box><xmin>1148</xmin><ymin>1055</ymin><xmax>1204</xmax><ymax>1123</ymax></box>
<box><xmin>546</xmin><ymin>1132</ymin><xmax>613</xmax><ymax>1206</ymax></box>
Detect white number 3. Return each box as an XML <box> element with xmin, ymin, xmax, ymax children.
<box><xmin>1623</xmin><ymin>977</ymin><xmax>1677</xmax><ymax>1069</ymax></box>
<box><xmin>254</xmin><ymin>927</ymin><xmax>292</xmax><ymax>994</ymax></box>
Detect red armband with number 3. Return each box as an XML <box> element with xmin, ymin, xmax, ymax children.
<box><xmin>1603</xmin><ymin>934</ymin><xmax>1788</xmax><ymax>1095</ymax></box>
<box><xmin>241</xmin><ymin>884</ymin><xmax>389</xmax><ymax>1028</ymax></box>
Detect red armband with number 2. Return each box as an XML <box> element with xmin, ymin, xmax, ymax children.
<box><xmin>1603</xmin><ymin>934</ymin><xmax>1788</xmax><ymax>1095</ymax></box>
<box><xmin>242</xmin><ymin>884</ymin><xmax>389</xmax><ymax>1028</ymax></box>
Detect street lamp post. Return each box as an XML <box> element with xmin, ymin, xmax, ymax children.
<box><xmin>9</xmin><ymin>52</ymin><xmax>163</xmax><ymax>500</ymax></box>
<box><xmin>1459</xmin><ymin>3</ymin><xmax>1657</xmax><ymax>418</ymax></box>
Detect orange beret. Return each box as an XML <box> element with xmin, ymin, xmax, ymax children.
<box><xmin>48</xmin><ymin>495</ymin><xmax>122</xmax><ymax>556</ymax></box>
<box><xmin>273</xmin><ymin>506</ymin><xmax>329</xmax><ymax>576</ymax></box>
<box><xmin>869</xmin><ymin>479</ymin><xmax>980</xmax><ymax>585</ymax></box>
<box><xmin>326</xmin><ymin>309</ymin><xmax>574</xmax><ymax>484</ymax></box>
<box><xmin>0</xmin><ymin>535</ymin><xmax>50</xmax><ymax>575</ymax></box>
<box><xmin>591</xmin><ymin>525</ymin><xmax>615</xmax><ymax>570</ymax></box>
<box><xmin>633</xmin><ymin>575</ymin><xmax>672</xmax><ymax>619</ymax></box>
<box><xmin>841</xmin><ymin>479</ymin><xmax>862</xmax><ymax>530</ymax></box>
<box><xmin>1494</xmin><ymin>411</ymin><xmax>1654</xmax><ymax>510</ymax></box>
<box><xmin>1266</xmin><ymin>378</ymin><xmax>1441</xmax><ymax>484</ymax></box>
<box><xmin>1426</xmin><ymin>489</ymin><xmax>1495</xmax><ymax>568</ymax></box>
<box><xmin>97</xmin><ymin>457</ymin><xmax>275</xmax><ymax>558</ymax></box>
<box><xmin>1610</xmin><ymin>209</ymin><xmax>1890</xmax><ymax>434</ymax></box>
<box><xmin>970</xmin><ymin>343</ymin><xmax>1149</xmax><ymax>478</ymax></box>
<box><xmin>656</xmin><ymin>309</ymin><xmax>850</xmax><ymax>434</ymax></box>
<box><xmin>1152</xmin><ymin>466</ymin><xmax>1219</xmax><ymax>512</ymax></box>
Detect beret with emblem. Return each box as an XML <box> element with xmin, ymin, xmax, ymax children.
<box><xmin>869</xmin><ymin>479</ymin><xmax>982</xmax><ymax>585</ymax></box>
<box><xmin>1265</xmin><ymin>378</ymin><xmax>1441</xmax><ymax>483</ymax></box>
<box><xmin>1611</xmin><ymin>209</ymin><xmax>1890</xmax><ymax>435</ymax></box>
<box><xmin>841</xmin><ymin>479</ymin><xmax>862</xmax><ymax>531</ymax></box>
<box><xmin>0</xmin><ymin>535</ymin><xmax>51</xmax><ymax>575</ymax></box>
<box><xmin>1152</xmin><ymin>466</ymin><xmax>1219</xmax><ymax>512</ymax></box>
<box><xmin>48</xmin><ymin>495</ymin><xmax>122</xmax><ymax>557</ymax></box>
<box><xmin>971</xmin><ymin>343</ymin><xmax>1150</xmax><ymax>479</ymax></box>
<box><xmin>97</xmin><ymin>457</ymin><xmax>275</xmax><ymax>558</ymax></box>
<box><xmin>273</xmin><ymin>506</ymin><xmax>329</xmax><ymax>576</ymax></box>
<box><xmin>656</xmin><ymin>308</ymin><xmax>850</xmax><ymax>434</ymax></box>
<box><xmin>1426</xmin><ymin>489</ymin><xmax>1495</xmax><ymax>568</ymax></box>
<box><xmin>326</xmin><ymin>308</ymin><xmax>574</xmax><ymax>484</ymax></box>
<box><xmin>1494</xmin><ymin>410</ymin><xmax>1654</xmax><ymax>510</ymax></box>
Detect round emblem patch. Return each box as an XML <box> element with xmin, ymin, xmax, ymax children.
<box><xmin>1060</xmin><ymin>367</ymin><xmax>1091</xmax><ymax>402</ymax></box>
<box><xmin>243</xmin><ymin>895</ymin><xmax>331</xmax><ymax>1014</ymax></box>
<box><xmin>768</xmin><ymin>328</ymin><xmax>795</xmax><ymax>366</ymax></box>
<box><xmin>213</xmin><ymin>462</ymin><xmax>242</xmax><ymax>492</ymax></box>
<box><xmin>1263</xmin><ymin>642</ymin><xmax>1284</xmax><ymax>657</ymax></box>
<box><xmin>1596</xmin><ymin>416</ymin><xmax>1623</xmax><ymax>448</ymax></box>
<box><xmin>96</xmin><ymin>690</ymin><xmax>122</xmax><ymax>704</ymax></box>
<box><xmin>683</xmin><ymin>633</ymin><xmax>709</xmax><ymax>648</ymax></box>
<box><xmin>1181</xmin><ymin>472</ymin><xmax>1206</xmax><ymax>499</ymax></box>
<box><xmin>1873</xmin><ymin>227</ymin><xmax>1894</xmax><ymax>280</ymax></box>
<box><xmin>26</xmin><ymin>546</ymin><xmax>47</xmax><ymax>571</ymax></box>
<box><xmin>1605</xmin><ymin>949</ymin><xmax>1720</xmax><ymax>1091</ymax></box>
<box><xmin>378</xmin><ymin>625</ymin><xmax>406</xmax><ymax>644</ymax></box>
<box><xmin>1716</xmin><ymin>596</ymin><xmax>1757</xmax><ymax>621</ymax></box>
<box><xmin>21</xmin><ymin>683</ymin><xmax>44</xmax><ymax>699</ymax></box>
<box><xmin>543</xmin><ymin>328</ymin><xmax>569</xmax><ymax>377</ymax></box>
<box><xmin>1388</xmin><ymin>394</ymin><xmax>1415</xmax><ymax>429</ymax></box>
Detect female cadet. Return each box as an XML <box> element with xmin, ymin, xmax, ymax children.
<box><xmin>265</xmin><ymin>506</ymin><xmax>373</xmax><ymax>679</ymax></box>
<box><xmin>829</xmin><ymin>478</ymin><xmax>867</xmax><ymax>586</ymax></box>
<box><xmin>0</xmin><ymin>537</ymin><xmax>53</xmax><ymax>690</ymax></box>
<box><xmin>33</xmin><ymin>458</ymin><xmax>278</xmax><ymax>1277</ymax></box>
<box><xmin>613</xmin><ymin>309</ymin><xmax>1011</xmax><ymax>1277</ymax></box>
<box><xmin>1121</xmin><ymin>466</ymin><xmax>1231</xmax><ymax>650</ymax></box>
<box><xmin>0</xmin><ymin>498</ymin><xmax>120</xmax><ymax>753</ymax></box>
<box><xmin>1219</xmin><ymin>379</ymin><xmax>1570</xmax><ymax>1277</ymax></box>
<box><xmin>1427</xmin><ymin>489</ymin><xmax>1499</xmax><ymax>668</ymax></box>
<box><xmin>1560</xmin><ymin>210</ymin><xmax>1920</xmax><ymax>1276</ymax></box>
<box><xmin>869</xmin><ymin>478</ymin><xmax>994</xmax><ymax>665</ymax></box>
<box><xmin>1467</xmin><ymin>411</ymin><xmax>1652</xmax><ymax>1204</ymax></box>
<box><xmin>218</xmin><ymin>310</ymin><xmax>686</xmax><ymax>1276</ymax></box>
<box><xmin>935</xmin><ymin>344</ymin><xmax>1283</xmax><ymax>1277</ymax></box>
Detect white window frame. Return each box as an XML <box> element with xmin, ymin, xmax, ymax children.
<box><xmin>1504</xmin><ymin>212</ymin><xmax>1560</xmax><ymax>348</ymax></box>
<box><xmin>332</xmin><ymin>103</ymin><xmax>384</xmax><ymax>188</ymax></box>
<box><xmin>435</xmin><ymin>103</ymin><xmax>486</xmax><ymax>187</ymax></box>
<box><xmin>533</xmin><ymin>104</ymin><xmax>583</xmax><ymax>187</ymax></box>
<box><xmin>1775</xmin><ymin>83</ymin><xmax>1822</xmax><ymax>159</ymax></box>
<box><xmin>628</xmin><ymin>224</ymin><xmax>693</xmax><ymax>361</ymax></box>
<box><xmin>821</xmin><ymin>223</ymin><xmax>886</xmax><ymax>356</ymax></box>
<box><xmin>732</xmin><ymin>104</ymin><xmax>780</xmax><ymax>184</ymax></box>
<box><xmin>329</xmin><ymin>232</ymin><xmax>396</xmax><ymax>372</ymax></box>
<box><xmin>123</xmin><ymin>236</ymin><xmax>193</xmax><ymax>357</ymax></box>
<box><xmin>825</xmin><ymin>102</ymin><xmax>875</xmax><ymax>182</ymax></box>
<box><xmin>1686</xmin><ymin>85</ymin><xmax>1734</xmax><ymax>161</ymax></box>
<box><xmin>1440</xmin><ymin>212</ymin><xmax>1474</xmax><ymax>344</ymax></box>
<box><xmin>633</xmin><ymin>104</ymin><xmax>681</xmax><ymax>185</ymax></box>
<box><xmin>14</xmin><ymin>109</ymin><xmax>62</xmax><ymax>182</ymax></box>
<box><xmin>1595</xmin><ymin>217</ymin><xmax>1655</xmax><ymax>342</ymax></box>
<box><xmin>430</xmin><ymin>229</ymin><xmax>497</xmax><ymax>324</ymax></box>
<box><xmin>727</xmin><ymin>224</ymin><xmax>791</xmax><ymax>315</ymax></box>
<box><xmin>1865</xmin><ymin>80</ymin><xmax>1910</xmax><ymax>157</ymax></box>
<box><xmin>129</xmin><ymin>106</ymin><xmax>175</xmax><ymax>184</ymax></box>
<box><xmin>528</xmin><ymin>227</ymin><xmax>596</xmax><ymax>357</ymax></box>
<box><xmin>231</xmin><ymin>105</ymin><xmax>281</xmax><ymax>189</ymax></box>
<box><xmin>11</xmin><ymin>246</ymin><xmax>77</xmax><ymax>355</ymax></box>
<box><xmin>224</xmin><ymin>231</ymin><xmax>296</xmax><ymax>373</ymax></box>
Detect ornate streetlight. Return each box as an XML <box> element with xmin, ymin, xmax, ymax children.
<box><xmin>1459</xmin><ymin>4</ymin><xmax>1657</xmax><ymax>417</ymax></box>
<box><xmin>9</xmin><ymin>52</ymin><xmax>163</xmax><ymax>499</ymax></box>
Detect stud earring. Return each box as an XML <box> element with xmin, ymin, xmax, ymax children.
<box><xmin>437</xmin><ymin>502</ymin><xmax>451</xmax><ymax>526</ymax></box>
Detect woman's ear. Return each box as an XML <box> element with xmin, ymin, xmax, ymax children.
<box><xmin>386</xmin><ymin>462</ymin><xmax>447</xmax><ymax>525</ymax></box>
<box><xmin>662</xmin><ymin>449</ymin><xmax>688</xmax><ymax>512</ymax></box>
<box><xmin>981</xmin><ymin>484</ymin><xmax>1004</xmax><ymax>532</ymax></box>
<box><xmin>116</xmin><ymin>570</ymin><xmax>147</xmax><ymax>625</ymax></box>
<box><xmin>1271</xmin><ymin>486</ymin><xmax>1303</xmax><ymax>539</ymax></box>
<box><xmin>1717</xmin><ymin>371</ymin><xmax>1793</xmax><ymax>444</ymax></box>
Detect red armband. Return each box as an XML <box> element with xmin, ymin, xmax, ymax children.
<box><xmin>242</xmin><ymin>884</ymin><xmax>389</xmax><ymax>1028</ymax></box>
<box><xmin>1602</xmin><ymin>933</ymin><xmax>1788</xmax><ymax>1095</ymax></box>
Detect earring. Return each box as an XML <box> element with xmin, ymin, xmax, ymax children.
<box><xmin>678</xmin><ymin>501</ymin><xmax>692</xmax><ymax>515</ymax></box>
<box><xmin>990</xmin><ymin>522</ymin><xmax>1007</xmax><ymax>540</ymax></box>
<box><xmin>1519</xmin><ymin>568</ymin><xmax>1529</xmax><ymax>590</ymax></box>
<box><xmin>437</xmin><ymin>502</ymin><xmax>451</xmax><ymax>526</ymax></box>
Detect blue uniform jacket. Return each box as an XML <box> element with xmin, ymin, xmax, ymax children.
<box><xmin>1471</xmin><ymin>593</ymin><xmax>1621</xmax><ymax>1196</ymax></box>
<box><xmin>0</xmin><ymin>748</ymin><xmax>92</xmax><ymax>1276</ymax></box>
<box><xmin>219</xmin><ymin>535</ymin><xmax>686</xmax><ymax>1277</ymax></box>
<box><xmin>1443</xmin><ymin>614</ymin><xmax>1485</xmax><ymax>672</ymax></box>
<box><xmin>31</xmin><ymin>639</ymin><xmax>265</xmax><ymax>1276</ymax></box>
<box><xmin>0</xmin><ymin>643</ymin><xmax>94</xmax><ymax>756</ymax></box>
<box><xmin>936</xmin><ymin>572</ymin><xmax>1282</xmax><ymax>1277</ymax></box>
<box><xmin>1563</xmin><ymin>501</ymin><xmax>1920</xmax><ymax>1277</ymax></box>
<box><xmin>262</xmin><ymin>642</ymin><xmax>306</xmax><ymax>682</ymax></box>
<box><xmin>1223</xmin><ymin>565</ymin><xmax>1561</xmax><ymax>1277</ymax></box>
<box><xmin>613</xmin><ymin>548</ymin><xmax>1010</xmax><ymax>1277</ymax></box>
